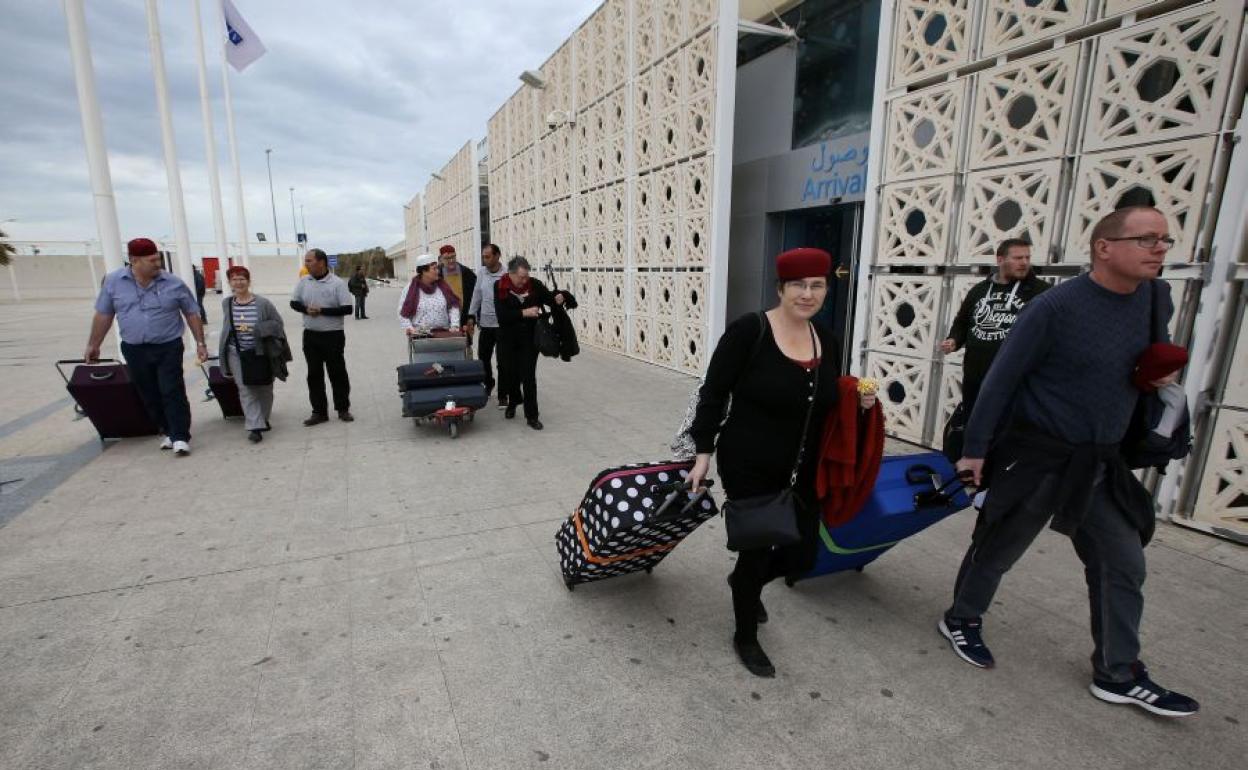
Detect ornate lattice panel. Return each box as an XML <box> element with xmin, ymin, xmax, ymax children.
<box><xmin>679</xmin><ymin>322</ymin><xmax>706</xmax><ymax>375</ymax></box>
<box><xmin>941</xmin><ymin>274</ymin><xmax>983</xmax><ymax>366</ymax></box>
<box><xmin>654</xmin><ymin>320</ymin><xmax>677</xmax><ymax>366</ymax></box>
<box><xmin>891</xmin><ymin>0</ymin><xmax>972</xmax><ymax>87</ymax></box>
<box><xmin>631</xmin><ymin>314</ymin><xmax>655</xmax><ymax>359</ymax></box>
<box><xmin>1084</xmin><ymin>0</ymin><xmax>1241</xmax><ymax>152</ymax></box>
<box><xmin>1192</xmin><ymin>409</ymin><xmax>1248</xmax><ymax>538</ymax></box>
<box><xmin>885</xmin><ymin>81</ymin><xmax>965</xmax><ymax>182</ymax></box>
<box><xmin>866</xmin><ymin>354</ymin><xmax>932</xmax><ymax>443</ymax></box>
<box><xmin>959</xmin><ymin>160</ymin><xmax>1061</xmax><ymax>265</ymax></box>
<box><xmin>1065</xmin><ymin>137</ymin><xmax>1216</xmax><ymax>264</ymax></box>
<box><xmin>969</xmin><ymin>45</ymin><xmax>1079</xmax><ymax>168</ymax></box>
<box><xmin>868</xmin><ymin>276</ymin><xmax>942</xmax><ymax>356</ymax></box>
<box><xmin>878</xmin><ymin>177</ymin><xmax>955</xmax><ymax>265</ymax></box>
<box><xmin>1103</xmin><ymin>0</ymin><xmax>1172</xmax><ymax>17</ymax></box>
<box><xmin>981</xmin><ymin>0</ymin><xmax>1089</xmax><ymax>57</ymax></box>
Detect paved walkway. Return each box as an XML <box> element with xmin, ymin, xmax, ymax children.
<box><xmin>0</xmin><ymin>289</ymin><xmax>1244</xmax><ymax>769</ymax></box>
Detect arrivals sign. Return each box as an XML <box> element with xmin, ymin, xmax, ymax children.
<box><xmin>764</xmin><ymin>131</ymin><xmax>871</xmax><ymax>212</ymax></box>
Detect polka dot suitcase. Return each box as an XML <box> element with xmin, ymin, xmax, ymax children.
<box><xmin>556</xmin><ymin>461</ymin><xmax>719</xmax><ymax>590</ymax></box>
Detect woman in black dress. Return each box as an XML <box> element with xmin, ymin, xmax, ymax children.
<box><xmin>687</xmin><ymin>247</ymin><xmax>876</xmax><ymax>677</ymax></box>
<box><xmin>494</xmin><ymin>256</ymin><xmax>566</xmax><ymax>430</ymax></box>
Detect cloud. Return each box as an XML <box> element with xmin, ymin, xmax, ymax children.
<box><xmin>0</xmin><ymin>0</ymin><xmax>599</xmax><ymax>253</ymax></box>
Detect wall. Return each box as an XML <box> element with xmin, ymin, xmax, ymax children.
<box><xmin>404</xmin><ymin>193</ymin><xmax>428</xmax><ymax>263</ymax></box>
<box><xmin>424</xmin><ymin>143</ymin><xmax>482</xmax><ymax>270</ymax></box>
<box><xmin>486</xmin><ymin>0</ymin><xmax>730</xmax><ymax>376</ymax></box>
<box><xmin>858</xmin><ymin>0</ymin><xmax>1247</xmax><ymax>537</ymax></box>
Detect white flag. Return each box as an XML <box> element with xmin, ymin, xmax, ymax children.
<box><xmin>223</xmin><ymin>0</ymin><xmax>266</xmax><ymax>72</ymax></box>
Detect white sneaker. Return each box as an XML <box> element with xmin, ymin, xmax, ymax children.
<box><xmin>159</xmin><ymin>436</ymin><xmax>173</xmax><ymax>451</ymax></box>
<box><xmin>172</xmin><ymin>440</ymin><xmax>191</xmax><ymax>456</ymax></box>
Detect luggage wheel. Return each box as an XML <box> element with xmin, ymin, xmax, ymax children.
<box><xmin>784</xmin><ymin>577</ymin><xmax>796</xmax><ymax>588</ymax></box>
<box><xmin>644</xmin><ymin>567</ymin><xmax>653</xmax><ymax>575</ymax></box>
<box><xmin>855</xmin><ymin>566</ymin><xmax>864</xmax><ymax>573</ymax></box>
<box><xmin>563</xmin><ymin>579</ymin><xmax>575</xmax><ymax>591</ymax></box>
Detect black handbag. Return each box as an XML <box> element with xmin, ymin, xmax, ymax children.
<box><xmin>229</xmin><ymin>299</ymin><xmax>274</xmax><ymax>387</ymax></box>
<box><xmin>942</xmin><ymin>402</ymin><xmax>967</xmax><ymax>463</ymax></box>
<box><xmin>1122</xmin><ymin>280</ymin><xmax>1191</xmax><ymax>471</ymax></box>
<box><xmin>723</xmin><ymin>321</ymin><xmax>820</xmax><ymax>552</ymax></box>
<box><xmin>534</xmin><ymin>313</ymin><xmax>561</xmax><ymax>357</ymax></box>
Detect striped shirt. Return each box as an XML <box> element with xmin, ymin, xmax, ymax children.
<box><xmin>230</xmin><ymin>299</ymin><xmax>260</xmax><ymax>350</ymax></box>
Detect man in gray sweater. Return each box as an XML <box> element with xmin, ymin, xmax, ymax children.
<box><xmin>466</xmin><ymin>243</ymin><xmax>508</xmax><ymax>404</ymax></box>
<box><xmin>940</xmin><ymin>206</ymin><xmax>1198</xmax><ymax>718</ymax></box>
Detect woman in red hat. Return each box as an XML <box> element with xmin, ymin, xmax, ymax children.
<box><xmin>687</xmin><ymin>247</ymin><xmax>875</xmax><ymax>677</ymax></box>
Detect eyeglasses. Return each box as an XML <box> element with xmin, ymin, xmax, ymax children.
<box><xmin>785</xmin><ymin>280</ymin><xmax>829</xmax><ymax>293</ymax></box>
<box><xmin>1103</xmin><ymin>235</ymin><xmax>1176</xmax><ymax>250</ymax></box>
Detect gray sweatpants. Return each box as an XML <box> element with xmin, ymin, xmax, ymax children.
<box><xmin>947</xmin><ymin>474</ymin><xmax>1147</xmax><ymax>683</ymax></box>
<box><xmin>226</xmin><ymin>346</ymin><xmax>275</xmax><ymax>431</ymax></box>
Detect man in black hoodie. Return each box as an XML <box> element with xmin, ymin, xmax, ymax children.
<box><xmin>941</xmin><ymin>238</ymin><xmax>1050</xmax><ymax>415</ymax></box>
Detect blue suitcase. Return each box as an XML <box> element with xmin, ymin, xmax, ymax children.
<box><xmin>788</xmin><ymin>452</ymin><xmax>971</xmax><ymax>584</ymax></box>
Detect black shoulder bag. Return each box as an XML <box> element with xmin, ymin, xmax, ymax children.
<box><xmin>1122</xmin><ymin>280</ymin><xmax>1192</xmax><ymax>470</ymax></box>
<box><xmin>723</xmin><ymin>321</ymin><xmax>820</xmax><ymax>552</ymax></box>
<box><xmin>229</xmin><ymin>298</ymin><xmax>275</xmax><ymax>387</ymax></box>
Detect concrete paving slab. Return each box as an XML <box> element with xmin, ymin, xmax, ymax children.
<box><xmin>0</xmin><ymin>290</ymin><xmax>1245</xmax><ymax>769</ymax></box>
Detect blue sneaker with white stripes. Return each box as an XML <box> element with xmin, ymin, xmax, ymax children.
<box><xmin>1090</xmin><ymin>662</ymin><xmax>1199</xmax><ymax>718</ymax></box>
<box><xmin>939</xmin><ymin>617</ymin><xmax>995</xmax><ymax>669</ymax></box>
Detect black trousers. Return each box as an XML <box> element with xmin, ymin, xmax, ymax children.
<box><xmin>947</xmin><ymin>474</ymin><xmax>1147</xmax><ymax>683</ymax></box>
<box><xmin>302</xmin><ymin>329</ymin><xmax>350</xmax><ymax>414</ymax></box>
<box><xmin>353</xmin><ymin>295</ymin><xmax>367</xmax><ymax>319</ymax></box>
<box><xmin>477</xmin><ymin>326</ymin><xmax>500</xmax><ymax>394</ymax></box>
<box><xmin>122</xmin><ymin>338</ymin><xmax>192</xmax><ymax>442</ymax></box>
<box><xmin>499</xmin><ymin>336</ymin><xmax>539</xmax><ymax>419</ymax></box>
<box><xmin>729</xmin><ymin>494</ymin><xmax>820</xmax><ymax>641</ymax></box>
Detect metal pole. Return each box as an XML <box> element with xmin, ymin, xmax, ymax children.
<box><xmin>62</xmin><ymin>0</ymin><xmax>124</xmax><ymax>274</ymax></box>
<box><xmin>192</xmin><ymin>0</ymin><xmax>229</xmax><ymax>278</ymax></box>
<box><xmin>217</xmin><ymin>0</ymin><xmax>250</xmax><ymax>266</ymax></box>
<box><xmin>143</xmin><ymin>0</ymin><xmax>196</xmax><ymax>290</ymax></box>
<box><xmin>266</xmin><ymin>148</ymin><xmax>280</xmax><ymax>256</ymax></box>
<box><xmin>289</xmin><ymin>187</ymin><xmax>298</xmax><ymax>248</ymax></box>
<box><xmin>300</xmin><ymin>204</ymin><xmax>306</xmax><ymax>236</ymax></box>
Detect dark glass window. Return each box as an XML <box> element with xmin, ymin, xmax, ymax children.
<box><xmin>792</xmin><ymin>0</ymin><xmax>881</xmax><ymax>148</ymax></box>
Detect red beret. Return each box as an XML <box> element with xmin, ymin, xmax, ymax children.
<box><xmin>776</xmin><ymin>247</ymin><xmax>832</xmax><ymax>281</ymax></box>
<box><xmin>1133</xmin><ymin>343</ymin><xmax>1188</xmax><ymax>391</ymax></box>
<box><xmin>226</xmin><ymin>265</ymin><xmax>251</xmax><ymax>281</ymax></box>
<box><xmin>127</xmin><ymin>238</ymin><xmax>158</xmax><ymax>258</ymax></box>
<box><xmin>439</xmin><ymin>244</ymin><xmax>456</xmax><ymax>255</ymax></box>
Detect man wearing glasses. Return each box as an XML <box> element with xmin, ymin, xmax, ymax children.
<box><xmin>84</xmin><ymin>237</ymin><xmax>208</xmax><ymax>456</ymax></box>
<box><xmin>939</xmin><ymin>206</ymin><xmax>1199</xmax><ymax>717</ymax></box>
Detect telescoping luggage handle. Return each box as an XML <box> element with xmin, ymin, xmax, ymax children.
<box><xmin>648</xmin><ymin>478</ymin><xmax>715</xmax><ymax>524</ymax></box>
<box><xmin>54</xmin><ymin>358</ymin><xmax>123</xmax><ymax>384</ymax></box>
<box><xmin>906</xmin><ymin>464</ymin><xmax>972</xmax><ymax>509</ymax></box>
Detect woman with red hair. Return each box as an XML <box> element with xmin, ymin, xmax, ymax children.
<box><xmin>218</xmin><ymin>265</ymin><xmax>291</xmax><ymax>442</ymax></box>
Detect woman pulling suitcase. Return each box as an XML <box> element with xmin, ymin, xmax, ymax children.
<box><xmin>685</xmin><ymin>247</ymin><xmax>876</xmax><ymax>678</ymax></box>
<box><xmin>219</xmin><ymin>266</ymin><xmax>291</xmax><ymax>443</ymax></box>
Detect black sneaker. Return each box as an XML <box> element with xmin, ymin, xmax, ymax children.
<box><xmin>527</xmin><ymin>418</ymin><xmax>544</xmax><ymax>431</ymax></box>
<box><xmin>1090</xmin><ymin>662</ymin><xmax>1199</xmax><ymax>718</ymax></box>
<box><xmin>733</xmin><ymin>635</ymin><xmax>775</xmax><ymax>678</ymax></box>
<box><xmin>303</xmin><ymin>413</ymin><xmax>329</xmax><ymax>427</ymax></box>
<box><xmin>504</xmin><ymin>404</ymin><xmax>517</xmax><ymax>420</ymax></box>
<box><xmin>939</xmin><ymin>617</ymin><xmax>995</xmax><ymax>669</ymax></box>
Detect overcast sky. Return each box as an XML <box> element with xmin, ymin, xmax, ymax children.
<box><xmin>0</xmin><ymin>0</ymin><xmax>599</xmax><ymax>254</ymax></box>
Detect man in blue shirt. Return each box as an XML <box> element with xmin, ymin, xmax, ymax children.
<box><xmin>84</xmin><ymin>237</ymin><xmax>208</xmax><ymax>456</ymax></box>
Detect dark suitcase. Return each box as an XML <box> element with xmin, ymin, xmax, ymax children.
<box><xmin>201</xmin><ymin>357</ymin><xmax>244</xmax><ymax>419</ymax></box>
<box><xmin>408</xmin><ymin>334</ymin><xmax>467</xmax><ymax>364</ymax></box>
<box><xmin>401</xmin><ymin>382</ymin><xmax>488</xmax><ymax>418</ymax></box>
<box><xmin>56</xmin><ymin>359</ymin><xmax>159</xmax><ymax>440</ymax></box>
<box><xmin>788</xmin><ymin>453</ymin><xmax>971</xmax><ymax>584</ymax></box>
<box><xmin>397</xmin><ymin>359</ymin><xmax>486</xmax><ymax>392</ymax></box>
<box><xmin>556</xmin><ymin>461</ymin><xmax>719</xmax><ymax>589</ymax></box>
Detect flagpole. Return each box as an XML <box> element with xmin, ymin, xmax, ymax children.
<box><xmin>218</xmin><ymin>0</ymin><xmax>250</xmax><ymax>267</ymax></box>
<box><xmin>192</xmin><ymin>0</ymin><xmax>229</xmax><ymax>273</ymax></box>
<box><xmin>143</xmin><ymin>0</ymin><xmax>195</xmax><ymax>290</ymax></box>
<box><xmin>62</xmin><ymin>0</ymin><xmax>123</xmax><ymax>275</ymax></box>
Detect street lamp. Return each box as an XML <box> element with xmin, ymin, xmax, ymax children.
<box><xmin>265</xmin><ymin>148</ymin><xmax>280</xmax><ymax>255</ymax></box>
<box><xmin>289</xmin><ymin>187</ymin><xmax>299</xmax><ymax>249</ymax></box>
<box><xmin>519</xmin><ymin>70</ymin><xmax>547</xmax><ymax>89</ymax></box>
<box><xmin>430</xmin><ymin>171</ymin><xmax>444</xmax><ymax>182</ymax></box>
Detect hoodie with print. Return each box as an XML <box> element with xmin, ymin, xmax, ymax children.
<box><xmin>947</xmin><ymin>272</ymin><xmax>1051</xmax><ymax>390</ymax></box>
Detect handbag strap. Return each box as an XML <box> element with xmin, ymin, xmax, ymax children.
<box><xmin>788</xmin><ymin>322</ymin><xmax>821</xmax><ymax>487</ymax></box>
<box><xmin>228</xmin><ymin>297</ymin><xmax>242</xmax><ymax>353</ymax></box>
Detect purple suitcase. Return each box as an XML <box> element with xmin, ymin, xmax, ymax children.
<box><xmin>201</xmin><ymin>357</ymin><xmax>244</xmax><ymax>419</ymax></box>
<box><xmin>56</xmin><ymin>359</ymin><xmax>159</xmax><ymax>441</ymax></box>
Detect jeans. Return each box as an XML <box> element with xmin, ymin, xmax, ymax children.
<box><xmin>477</xmin><ymin>326</ymin><xmax>499</xmax><ymax>394</ymax></box>
<box><xmin>122</xmin><ymin>338</ymin><xmax>192</xmax><ymax>442</ymax></box>
<box><xmin>947</xmin><ymin>474</ymin><xmax>1147</xmax><ymax>683</ymax></box>
<box><xmin>354</xmin><ymin>295</ymin><xmax>367</xmax><ymax>319</ymax></box>
<box><xmin>302</xmin><ymin>329</ymin><xmax>350</xmax><ymax>415</ymax></box>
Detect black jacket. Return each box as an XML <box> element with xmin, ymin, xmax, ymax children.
<box><xmin>495</xmin><ymin>278</ymin><xmax>567</xmax><ymax>344</ymax></box>
<box><xmin>549</xmin><ymin>291</ymin><xmax>579</xmax><ymax>361</ymax></box>
<box><xmin>948</xmin><ymin>272</ymin><xmax>1050</xmax><ymax>387</ymax></box>
<box><xmin>347</xmin><ymin>274</ymin><xmax>369</xmax><ymax>297</ymax></box>
<box><xmin>979</xmin><ymin>421</ymin><xmax>1157</xmax><ymax>546</ymax></box>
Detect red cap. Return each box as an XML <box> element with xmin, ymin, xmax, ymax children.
<box><xmin>226</xmin><ymin>265</ymin><xmax>251</xmax><ymax>281</ymax></box>
<box><xmin>1133</xmin><ymin>343</ymin><xmax>1188</xmax><ymax>391</ymax></box>
<box><xmin>776</xmin><ymin>247</ymin><xmax>832</xmax><ymax>281</ymax></box>
<box><xmin>127</xmin><ymin>238</ymin><xmax>158</xmax><ymax>258</ymax></box>
<box><xmin>439</xmin><ymin>244</ymin><xmax>456</xmax><ymax>255</ymax></box>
